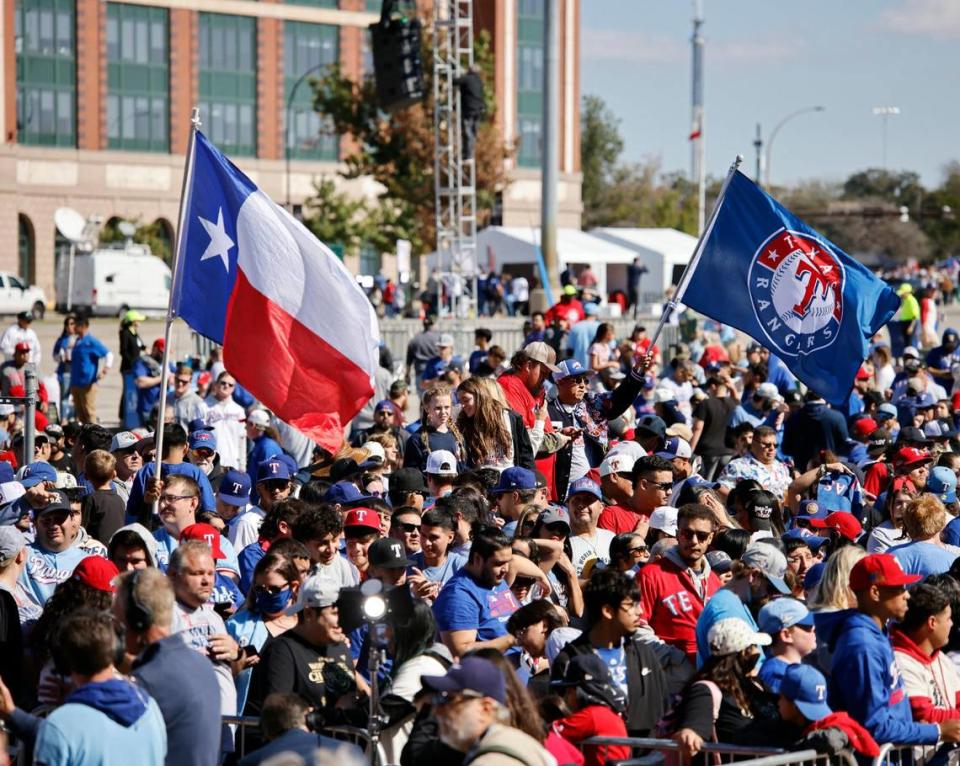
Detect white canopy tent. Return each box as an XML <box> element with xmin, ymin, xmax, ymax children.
<box><xmin>589</xmin><ymin>227</ymin><xmax>699</xmax><ymax>306</ymax></box>
<box><xmin>427</xmin><ymin>226</ymin><xmax>639</xmax><ymax>297</ymax></box>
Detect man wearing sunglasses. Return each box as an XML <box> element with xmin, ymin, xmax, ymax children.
<box><xmin>716</xmin><ymin>425</ymin><xmax>791</xmax><ymax>502</ymax></box>
<box><xmin>388</xmin><ymin>506</ymin><xmax>422</xmax><ymax>557</ymax></box>
<box><xmin>203</xmin><ymin>371</ymin><xmax>247</xmax><ymax>472</ymax></box>
<box><xmin>171</xmin><ymin>363</ymin><xmax>206</xmax><ymax>432</ymax></box>
<box><xmin>638</xmin><ymin>503</ymin><xmax>721</xmax><ymax>666</ymax></box>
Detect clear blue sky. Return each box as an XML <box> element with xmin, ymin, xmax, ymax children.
<box><xmin>580</xmin><ymin>0</ymin><xmax>959</xmax><ymax>189</ymax></box>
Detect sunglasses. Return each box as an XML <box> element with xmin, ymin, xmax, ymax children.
<box><xmin>627</xmin><ymin>545</ymin><xmax>648</xmax><ymax>555</ymax></box>
<box><xmin>644</xmin><ymin>479</ymin><xmax>675</xmax><ymax>492</ymax></box>
<box><xmin>395</xmin><ymin>521</ymin><xmax>420</xmax><ymax>534</ymax></box>
<box><xmin>262</xmin><ymin>480</ymin><xmax>289</xmax><ymax>491</ymax></box>
<box><xmin>678</xmin><ymin>528</ymin><xmax>711</xmax><ymax>543</ymax></box>
<box><xmin>175</xmin><ymin>378</ymin><xmax>192</xmax><ymax>385</ymax></box>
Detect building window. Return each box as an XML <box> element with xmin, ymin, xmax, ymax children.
<box><xmin>199</xmin><ymin>14</ymin><xmax>257</xmax><ymax>156</ymax></box>
<box><xmin>18</xmin><ymin>215</ymin><xmax>35</xmax><ymax>283</ymax></box>
<box><xmin>15</xmin><ymin>0</ymin><xmax>76</xmax><ymax>147</ymax></box>
<box><xmin>359</xmin><ymin>244</ymin><xmax>381</xmax><ymax>277</ymax></box>
<box><xmin>284</xmin><ymin>21</ymin><xmax>339</xmax><ymax>161</ymax></box>
<box><xmin>516</xmin><ymin>0</ymin><xmax>543</xmax><ymax>168</ymax></box>
<box><xmin>106</xmin><ymin>3</ymin><xmax>169</xmax><ymax>152</ymax></box>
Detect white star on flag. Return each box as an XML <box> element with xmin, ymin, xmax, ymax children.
<box><xmin>199</xmin><ymin>207</ymin><xmax>234</xmax><ymax>271</ymax></box>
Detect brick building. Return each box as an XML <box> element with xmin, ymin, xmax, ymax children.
<box><xmin>2</xmin><ymin>0</ymin><xmax>580</xmax><ymax>300</ymax></box>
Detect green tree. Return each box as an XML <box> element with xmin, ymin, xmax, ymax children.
<box><xmin>303</xmin><ymin>28</ymin><xmax>509</xmax><ymax>259</ymax></box>
<box><xmin>920</xmin><ymin>161</ymin><xmax>960</xmax><ymax>260</ymax></box>
<box><xmin>580</xmin><ymin>95</ymin><xmax>624</xmax><ymax>228</ymax></box>
<box><xmin>99</xmin><ymin>218</ymin><xmax>172</xmax><ymax>263</ymax></box>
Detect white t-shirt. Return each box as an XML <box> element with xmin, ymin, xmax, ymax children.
<box><xmin>569</xmin><ymin>529</ymin><xmax>615</xmax><ymax>576</ymax></box>
<box><xmin>511</xmin><ymin>277</ymin><xmax>529</xmax><ymax>303</ymax></box>
<box><xmin>227</xmin><ymin>507</ymin><xmax>264</xmax><ymax>551</ymax></box>
<box><xmin>204</xmin><ymin>395</ymin><xmax>247</xmax><ymax>471</ymax></box>
<box><xmin>312</xmin><ymin>555</ymin><xmax>360</xmax><ymax>589</ymax></box>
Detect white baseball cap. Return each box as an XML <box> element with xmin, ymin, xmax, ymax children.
<box><xmin>247</xmin><ymin>409</ymin><xmax>270</xmax><ymax>429</ymax></box>
<box><xmin>606</xmin><ymin>441</ymin><xmax>647</xmax><ymax>462</ymax></box>
<box><xmin>653</xmin><ymin>388</ymin><xmax>677</xmax><ymax>404</ymax></box>
<box><xmin>707</xmin><ymin>617</ymin><xmax>772</xmax><ymax>657</ymax></box>
<box><xmin>426</xmin><ymin>449</ymin><xmax>458</xmax><ymax>476</ymax></box>
<box><xmin>286</xmin><ymin>574</ymin><xmax>340</xmax><ymax>615</ymax></box>
<box><xmin>599</xmin><ymin>452</ymin><xmax>637</xmax><ymax>477</ymax></box>
<box><xmin>110</xmin><ymin>431</ymin><xmax>139</xmax><ymax>452</ymax></box>
<box><xmin>362</xmin><ymin>442</ymin><xmax>386</xmax><ymax>464</ymax></box>
<box><xmin>648</xmin><ymin>506</ymin><xmax>678</xmax><ymax>537</ymax></box>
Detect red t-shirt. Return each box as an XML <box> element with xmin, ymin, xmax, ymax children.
<box><xmin>598</xmin><ymin>504</ymin><xmax>643</xmax><ymax>534</ymax></box>
<box><xmin>555</xmin><ymin>707</ymin><xmax>629</xmax><ymax>766</ymax></box>
<box><xmin>863</xmin><ymin>461</ymin><xmax>890</xmax><ymax>499</ymax></box>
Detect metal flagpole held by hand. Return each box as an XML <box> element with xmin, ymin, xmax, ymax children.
<box><xmin>644</xmin><ymin>154</ymin><xmax>744</xmax><ymax>357</ymax></box>
<box><xmin>151</xmin><ymin>107</ymin><xmax>202</xmax><ymax>517</ymax></box>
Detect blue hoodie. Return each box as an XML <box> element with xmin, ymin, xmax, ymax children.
<box><xmin>828</xmin><ymin>609</ymin><xmax>939</xmax><ymax>745</ymax></box>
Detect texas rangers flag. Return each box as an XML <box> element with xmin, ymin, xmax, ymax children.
<box><xmin>677</xmin><ymin>170</ymin><xmax>900</xmax><ymax>405</ymax></box>
<box><xmin>172</xmin><ymin>131</ymin><xmax>378</xmax><ymax>452</ymax></box>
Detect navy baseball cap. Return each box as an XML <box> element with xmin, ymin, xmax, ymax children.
<box><xmin>781</xmin><ymin>527</ymin><xmax>829</xmax><ymax>550</ymax></box>
<box><xmin>780</xmin><ymin>664</ymin><xmax>832</xmax><ymax>722</ymax></box>
<box><xmin>323</xmin><ymin>480</ymin><xmax>374</xmax><ymax>506</ymax></box>
<box><xmin>218</xmin><ymin>469</ymin><xmax>251</xmax><ymax>506</ymax></box>
<box><xmin>794</xmin><ymin>499</ymin><xmax>829</xmax><ymax>524</ymax></box>
<box><xmin>0</xmin><ymin>462</ymin><xmax>13</xmax><ymax>484</ymax></box>
<box><xmin>421</xmin><ymin>657</ymin><xmax>506</xmax><ymax>704</ymax></box>
<box><xmin>635</xmin><ymin>415</ymin><xmax>667</xmax><ymax>440</ymax></box>
<box><xmin>491</xmin><ymin>467</ymin><xmax>537</xmax><ymax>494</ymax></box>
<box><xmin>566</xmin><ymin>477</ymin><xmax>603</xmax><ymax>502</ymax></box>
<box><xmin>257</xmin><ymin>459</ymin><xmax>291</xmax><ymax>483</ymax></box>
<box><xmin>20</xmin><ymin>461</ymin><xmax>57</xmax><ymax>489</ymax></box>
<box><xmin>188</xmin><ymin>428</ymin><xmax>217</xmax><ymax>452</ymax></box>
<box><xmin>553</xmin><ymin>359</ymin><xmax>595</xmax><ymax>383</ymax></box>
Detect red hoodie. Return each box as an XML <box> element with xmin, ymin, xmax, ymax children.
<box><xmin>498</xmin><ymin>372</ymin><xmax>557</xmax><ymax>500</ymax></box>
<box><xmin>804</xmin><ymin>712</ymin><xmax>880</xmax><ymax>757</ymax></box>
<box><xmin>891</xmin><ymin>628</ymin><xmax>960</xmax><ymax>723</ymax></box>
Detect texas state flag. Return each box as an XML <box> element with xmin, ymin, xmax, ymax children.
<box><xmin>677</xmin><ymin>170</ymin><xmax>900</xmax><ymax>405</ymax></box>
<box><xmin>172</xmin><ymin>131</ymin><xmax>379</xmax><ymax>453</ymax></box>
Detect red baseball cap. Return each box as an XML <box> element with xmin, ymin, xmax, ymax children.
<box><xmin>852</xmin><ymin>417</ymin><xmax>879</xmax><ymax>439</ymax></box>
<box><xmin>849</xmin><ymin>553</ymin><xmax>922</xmax><ymax>591</ymax></box>
<box><xmin>809</xmin><ymin>511</ymin><xmax>862</xmax><ymax>541</ymax></box>
<box><xmin>855</xmin><ymin>367</ymin><xmax>872</xmax><ymax>382</ymax></box>
<box><xmin>152</xmin><ymin>338</ymin><xmax>165</xmax><ymax>353</ymax></box>
<box><xmin>14</xmin><ymin>342</ymin><xmax>30</xmax><ymax>354</ymax></box>
<box><xmin>343</xmin><ymin>507</ymin><xmax>381</xmax><ymax>534</ymax></box>
<box><xmin>893</xmin><ymin>447</ymin><xmax>932</xmax><ymax>473</ymax></box>
<box><xmin>72</xmin><ymin>556</ymin><xmax>120</xmax><ymax>593</ymax></box>
<box><xmin>180</xmin><ymin>523</ymin><xmax>224</xmax><ymax>559</ymax></box>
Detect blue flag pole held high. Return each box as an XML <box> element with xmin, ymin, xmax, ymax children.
<box><xmin>648</xmin><ymin>155</ymin><xmax>901</xmax><ymax>406</ymax></box>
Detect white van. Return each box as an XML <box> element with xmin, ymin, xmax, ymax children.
<box><xmin>55</xmin><ymin>244</ymin><xmax>171</xmax><ymax>316</ymax></box>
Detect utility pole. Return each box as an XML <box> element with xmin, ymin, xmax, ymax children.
<box><xmin>690</xmin><ymin>0</ymin><xmax>705</xmax><ymax>233</ymax></box>
<box><xmin>872</xmin><ymin>106</ymin><xmax>900</xmax><ymax>170</ymax></box>
<box><xmin>540</xmin><ymin>0</ymin><xmax>560</xmax><ymax>290</ymax></box>
<box><xmin>753</xmin><ymin>123</ymin><xmax>763</xmax><ymax>186</ymax></box>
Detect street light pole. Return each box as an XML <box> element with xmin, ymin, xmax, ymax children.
<box><xmin>764</xmin><ymin>105</ymin><xmax>825</xmax><ymax>188</ymax></box>
<box><xmin>285</xmin><ymin>64</ymin><xmax>329</xmax><ymax>211</ymax></box>
<box><xmin>753</xmin><ymin>122</ymin><xmax>762</xmax><ymax>186</ymax></box>
<box><xmin>872</xmin><ymin>106</ymin><xmax>900</xmax><ymax>170</ymax></box>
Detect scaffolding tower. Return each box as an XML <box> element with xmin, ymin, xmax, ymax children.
<box><xmin>433</xmin><ymin>0</ymin><xmax>477</xmax><ymax>318</ymax></box>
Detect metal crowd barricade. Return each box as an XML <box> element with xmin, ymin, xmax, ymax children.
<box><xmin>320</xmin><ymin>725</ymin><xmax>373</xmax><ymax>752</ymax></box>
<box><xmin>732</xmin><ymin>752</ymin><xmax>827</xmax><ymax>766</ymax></box>
<box><xmin>872</xmin><ymin>743</ymin><xmax>960</xmax><ymax>766</ymax></box>
<box><xmin>223</xmin><ymin>716</ymin><xmax>371</xmax><ymax>760</ymax></box>
<box><xmin>223</xmin><ymin>715</ymin><xmax>261</xmax><ymax>759</ymax></box>
<box><xmin>581</xmin><ymin>736</ymin><xmax>795</xmax><ymax>765</ymax></box>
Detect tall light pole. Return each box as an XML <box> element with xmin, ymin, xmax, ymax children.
<box><xmin>540</xmin><ymin>0</ymin><xmax>560</xmax><ymax>291</ymax></box>
<box><xmin>872</xmin><ymin>105</ymin><xmax>900</xmax><ymax>170</ymax></box>
<box><xmin>764</xmin><ymin>105</ymin><xmax>825</xmax><ymax>188</ymax></box>
<box><xmin>285</xmin><ymin>64</ymin><xmax>328</xmax><ymax>211</ymax></box>
<box><xmin>689</xmin><ymin>0</ymin><xmax>705</xmax><ymax>233</ymax></box>
<box><xmin>753</xmin><ymin>122</ymin><xmax>762</xmax><ymax>185</ymax></box>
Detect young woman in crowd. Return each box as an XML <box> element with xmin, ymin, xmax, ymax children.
<box><xmin>865</xmin><ymin>478</ymin><xmax>915</xmax><ymax>553</ymax></box>
<box><xmin>456</xmin><ymin>376</ymin><xmax>534</xmax><ymax>471</ymax></box>
<box><xmin>402</xmin><ymin>384</ymin><xmax>463</xmax><ymax>472</ymax></box>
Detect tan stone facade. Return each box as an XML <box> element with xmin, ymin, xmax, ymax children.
<box><xmin>3</xmin><ymin>0</ymin><xmax>581</xmax><ymax>300</ymax></box>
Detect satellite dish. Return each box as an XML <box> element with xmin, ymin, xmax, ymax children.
<box><xmin>54</xmin><ymin>207</ymin><xmax>87</xmax><ymax>243</ymax></box>
<box><xmin>118</xmin><ymin>221</ymin><xmax>137</xmax><ymax>238</ymax></box>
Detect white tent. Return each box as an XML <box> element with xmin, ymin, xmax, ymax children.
<box><xmin>589</xmin><ymin>227</ymin><xmax>699</xmax><ymax>305</ymax></box>
<box><xmin>428</xmin><ymin>226</ymin><xmax>639</xmax><ymax>297</ymax></box>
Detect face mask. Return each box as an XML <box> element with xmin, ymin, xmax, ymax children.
<box><xmin>254</xmin><ymin>587</ymin><xmax>292</xmax><ymax>615</ymax></box>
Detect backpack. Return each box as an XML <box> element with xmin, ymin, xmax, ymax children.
<box><xmin>655</xmin><ymin>680</ymin><xmax>723</xmax><ymax>766</ymax></box>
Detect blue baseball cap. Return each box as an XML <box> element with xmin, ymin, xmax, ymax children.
<box><xmin>803</xmin><ymin>562</ymin><xmax>826</xmax><ymax>592</ymax></box>
<box><xmin>876</xmin><ymin>402</ymin><xmax>898</xmax><ymax>421</ymax></box>
<box><xmin>421</xmin><ymin>657</ymin><xmax>506</xmax><ymax>704</ymax></box>
<box><xmin>257</xmin><ymin>459</ymin><xmax>291</xmax><ymax>483</ymax></box>
<box><xmin>218</xmin><ymin>469</ymin><xmax>251</xmax><ymax>507</ymax></box>
<box><xmin>794</xmin><ymin>499</ymin><xmax>829</xmax><ymax>524</ymax></box>
<box><xmin>553</xmin><ymin>359</ymin><xmax>595</xmax><ymax>383</ymax></box>
<box><xmin>566</xmin><ymin>477</ymin><xmax>603</xmax><ymax>502</ymax></box>
<box><xmin>758</xmin><ymin>597</ymin><xmax>814</xmax><ymax>634</ymax></box>
<box><xmin>781</xmin><ymin>527</ymin><xmax>829</xmax><ymax>550</ymax></box>
<box><xmin>780</xmin><ymin>664</ymin><xmax>832</xmax><ymax>722</ymax></box>
<box><xmin>19</xmin><ymin>461</ymin><xmax>57</xmax><ymax>489</ymax></box>
<box><xmin>491</xmin><ymin>467</ymin><xmax>537</xmax><ymax>494</ymax></box>
<box><xmin>927</xmin><ymin>466</ymin><xmax>958</xmax><ymax>504</ymax></box>
<box><xmin>323</xmin><ymin>480</ymin><xmax>374</xmax><ymax>506</ymax></box>
<box><xmin>0</xmin><ymin>462</ymin><xmax>13</xmax><ymax>484</ymax></box>
<box><xmin>188</xmin><ymin>428</ymin><xmax>217</xmax><ymax>452</ymax></box>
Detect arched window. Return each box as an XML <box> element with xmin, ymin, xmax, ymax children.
<box><xmin>18</xmin><ymin>214</ymin><xmax>35</xmax><ymax>283</ymax></box>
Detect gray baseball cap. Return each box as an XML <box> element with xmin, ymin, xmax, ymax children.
<box><xmin>741</xmin><ymin>542</ymin><xmax>791</xmax><ymax>595</ymax></box>
<box><xmin>0</xmin><ymin>526</ymin><xmax>25</xmax><ymax>567</ymax></box>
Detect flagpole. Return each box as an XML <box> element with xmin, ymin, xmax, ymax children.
<box><xmin>646</xmin><ymin>154</ymin><xmax>743</xmax><ymax>352</ymax></box>
<box><xmin>152</xmin><ymin>107</ymin><xmax>202</xmax><ymax>512</ymax></box>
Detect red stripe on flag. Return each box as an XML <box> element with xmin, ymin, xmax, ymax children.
<box><xmin>222</xmin><ymin>269</ymin><xmax>373</xmax><ymax>454</ymax></box>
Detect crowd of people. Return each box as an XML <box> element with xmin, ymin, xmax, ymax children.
<box><xmin>6</xmin><ymin>269</ymin><xmax>960</xmax><ymax>766</ymax></box>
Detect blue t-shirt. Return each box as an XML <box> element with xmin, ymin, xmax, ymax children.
<box><xmin>132</xmin><ymin>357</ymin><xmax>164</xmax><ymax>419</ymax></box>
<box><xmin>433</xmin><ymin>568</ymin><xmax>520</xmax><ymax>641</ymax></box>
<box><xmin>888</xmin><ymin>540</ymin><xmax>959</xmax><ymax>578</ymax></box>
<box><xmin>70</xmin><ymin>334</ymin><xmax>110</xmax><ymax>387</ymax></box>
<box><xmin>596</xmin><ymin>643</ymin><xmax>628</xmax><ymax>696</ymax></box>
<box><xmin>407</xmin><ymin>551</ymin><xmax>467</xmax><ymax>586</ymax></box>
<box><xmin>126</xmin><ymin>462</ymin><xmax>217</xmax><ymax>523</ymax></box>
<box><xmin>757</xmin><ymin>656</ymin><xmax>791</xmax><ymax>694</ymax></box>
<box><xmin>152</xmin><ymin>527</ymin><xmax>240</xmax><ymax>577</ymax></box>
<box><xmin>469</xmin><ymin>349</ymin><xmax>488</xmax><ymax>374</ymax></box>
